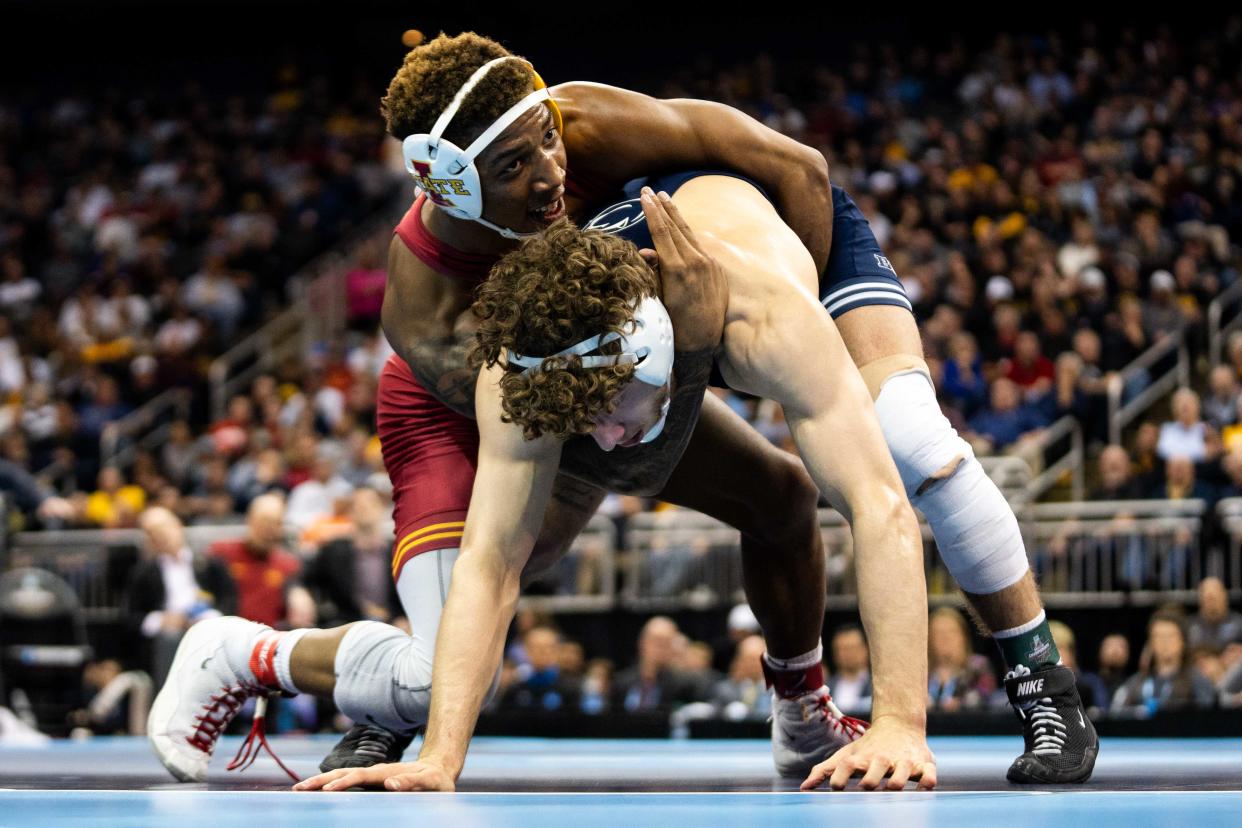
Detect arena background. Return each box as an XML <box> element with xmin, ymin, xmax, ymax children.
<box><xmin>1</xmin><ymin>0</ymin><xmax>1240</xmax><ymax>763</ymax></box>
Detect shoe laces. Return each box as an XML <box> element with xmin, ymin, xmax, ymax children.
<box><xmin>225</xmin><ymin>694</ymin><xmax>301</xmax><ymax>782</ymax></box>
<box><xmin>813</xmin><ymin>691</ymin><xmax>869</xmax><ymax>741</ymax></box>
<box><xmin>1006</xmin><ymin>665</ymin><xmax>1067</xmax><ymax>756</ymax></box>
<box><xmin>187</xmin><ymin>681</ymin><xmax>262</xmax><ymax>755</ymax></box>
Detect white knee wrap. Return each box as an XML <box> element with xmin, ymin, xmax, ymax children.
<box><xmin>874</xmin><ymin>371</ymin><xmax>1029</xmax><ymax>594</ymax></box>
<box><xmin>332</xmin><ymin>548</ymin><xmax>501</xmax><ymax>733</ymax></box>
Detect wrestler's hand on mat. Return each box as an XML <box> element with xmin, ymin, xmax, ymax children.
<box><xmin>293</xmin><ymin>759</ymin><xmax>455</xmax><ymax>792</ymax></box>
<box><xmin>637</xmin><ymin>186</ymin><xmax>728</xmax><ymax>352</ymax></box>
<box><xmin>800</xmin><ymin>717</ymin><xmax>937</xmax><ymax>792</ymax></box>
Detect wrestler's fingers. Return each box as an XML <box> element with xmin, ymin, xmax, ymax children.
<box><xmin>293</xmin><ymin>768</ymin><xmax>352</xmax><ymax>791</ymax></box>
<box><xmin>639</xmin><ymin>189</ymin><xmax>680</xmax><ymax>263</ymax></box>
<box><xmin>915</xmin><ymin>762</ymin><xmax>938</xmax><ymax>791</ymax></box>
<box><xmin>799</xmin><ymin>759</ymin><xmax>835</xmax><ymax>791</ymax></box>
<box><xmin>637</xmin><ymin>248</ymin><xmax>659</xmax><ymax>268</ymax></box>
<box><xmin>319</xmin><ymin>767</ymin><xmax>380</xmax><ymax>791</ymax></box>
<box><xmin>828</xmin><ymin>756</ymin><xmax>856</xmax><ymax>791</ymax></box>
<box><xmin>858</xmin><ymin>756</ymin><xmax>892</xmax><ymax>791</ymax></box>
<box><xmin>886</xmin><ymin>759</ymin><xmax>914</xmax><ymax>791</ymax></box>
<box><xmin>654</xmin><ymin>190</ymin><xmax>701</xmax><ymax>246</ymax></box>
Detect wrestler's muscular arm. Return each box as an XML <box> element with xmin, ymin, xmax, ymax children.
<box><xmin>554</xmin><ymin>82</ymin><xmax>832</xmax><ymax>273</ymax></box>
<box><xmin>672</xmin><ymin>177</ymin><xmax>935</xmax><ymax>791</ymax></box>
<box><xmin>382</xmin><ymin>235</ymin><xmax>478</xmax><ymax>417</ymax></box>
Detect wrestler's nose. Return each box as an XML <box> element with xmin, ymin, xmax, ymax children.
<box><xmin>591</xmin><ymin>422</ymin><xmax>626</xmax><ymax>452</ymax></box>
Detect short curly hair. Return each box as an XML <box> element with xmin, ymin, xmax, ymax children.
<box><xmin>471</xmin><ymin>220</ymin><xmax>659</xmax><ymax>440</ymax></box>
<box><xmin>382</xmin><ymin>32</ymin><xmax>537</xmax><ymax>146</ymax></box>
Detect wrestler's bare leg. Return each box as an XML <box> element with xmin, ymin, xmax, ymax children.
<box><xmin>656</xmin><ymin>393</ymin><xmax>824</xmax><ymax>659</ymax></box>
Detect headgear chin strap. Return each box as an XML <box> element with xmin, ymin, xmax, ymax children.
<box><xmin>402</xmin><ymin>56</ymin><xmax>564</xmax><ymax>240</ymax></box>
<box><xmin>507</xmin><ymin>295</ymin><xmax>675</xmax><ymax>444</ymax></box>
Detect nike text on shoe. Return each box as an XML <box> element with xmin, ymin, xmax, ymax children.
<box><xmin>147</xmin><ymin>617</ymin><xmax>298</xmax><ymax>783</ymax></box>
<box><xmin>1004</xmin><ymin>663</ymin><xmax>1099</xmax><ymax>784</ymax></box>
<box><xmin>319</xmin><ymin>722</ymin><xmax>418</xmax><ymax>773</ymax></box>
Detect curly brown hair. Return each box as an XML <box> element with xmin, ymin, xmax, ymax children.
<box><xmin>471</xmin><ymin>220</ymin><xmax>659</xmax><ymax>440</ymax></box>
<box><xmin>382</xmin><ymin>32</ymin><xmax>537</xmax><ymax>146</ymax></box>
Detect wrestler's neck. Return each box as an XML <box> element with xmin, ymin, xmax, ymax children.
<box><xmin>421</xmin><ymin>198</ymin><xmax>515</xmax><ymax>256</ymax></box>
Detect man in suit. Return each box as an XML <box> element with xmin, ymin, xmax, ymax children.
<box><xmin>612</xmin><ymin>616</ymin><xmax>710</xmax><ymax>712</ymax></box>
<box><xmin>124</xmin><ymin>507</ymin><xmax>236</xmax><ymax>689</ymax></box>
<box><xmin>303</xmin><ymin>487</ymin><xmax>403</xmax><ymax>627</ymax></box>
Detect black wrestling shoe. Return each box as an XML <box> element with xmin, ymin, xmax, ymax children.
<box><xmin>1004</xmin><ymin>664</ymin><xmax>1098</xmax><ymax>784</ymax></box>
<box><xmin>318</xmin><ymin>723</ymin><xmax>417</xmax><ymax>773</ymax></box>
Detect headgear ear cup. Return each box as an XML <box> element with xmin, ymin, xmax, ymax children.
<box><xmin>401</xmin><ymin>56</ymin><xmax>562</xmax><ymax>239</ymax></box>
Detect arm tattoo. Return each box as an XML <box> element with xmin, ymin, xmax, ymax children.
<box><xmin>559</xmin><ymin>347</ymin><xmax>716</xmax><ymax>496</ymax></box>
<box><xmin>400</xmin><ymin>334</ymin><xmax>479</xmax><ymax>419</ymax></box>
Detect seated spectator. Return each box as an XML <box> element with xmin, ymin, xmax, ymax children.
<box><xmin>1188</xmin><ymin>577</ymin><xmax>1242</xmax><ymax>651</ymax></box>
<box><xmin>208</xmin><ymin>493</ymin><xmax>312</xmax><ymax>629</ymax></box>
<box><xmin>1156</xmin><ymin>389</ymin><xmax>1210</xmax><ymax>463</ymax></box>
<box><xmin>83</xmin><ymin>466</ymin><xmax>146</xmax><ymax>528</ymax></box>
<box><xmin>927</xmin><ymin>607</ymin><xmax>992</xmax><ymax>711</ymax></box>
<box><xmin>1096</xmin><ymin>633</ymin><xmax>1132</xmax><ymax>703</ymax></box>
<box><xmin>1221</xmin><ymin>398</ymin><xmax>1242</xmax><ymax>452</ymax></box>
<box><xmin>1003</xmin><ymin>331</ymin><xmax>1055</xmax><ymax>398</ymax></box>
<box><xmin>499</xmin><ymin>626</ymin><xmax>581</xmax><ymax>713</ymax></box>
<box><xmin>581</xmin><ymin>659</ymin><xmax>614</xmax><ymax>715</ymax></box>
<box><xmin>67</xmin><ymin>659</ymin><xmax>152</xmax><ymax>737</ymax></box>
<box><xmin>285</xmin><ymin>449</ymin><xmax>353</xmax><ymax>536</ymax></box>
<box><xmin>967</xmin><ymin>378</ymin><xmax>1048</xmax><ymax>453</ymax></box>
<box><xmin>613</xmin><ymin>616</ymin><xmax>710</xmax><ymax>713</ymax></box>
<box><xmin>940</xmin><ymin>332</ymin><xmax>989</xmax><ymax>417</ymax></box>
<box><xmin>711</xmin><ymin>634</ymin><xmax>771</xmax><ymax>720</ymax></box>
<box><xmin>344</xmin><ymin>244</ymin><xmax>387</xmax><ymax>330</ymax></box>
<box><xmin>182</xmin><ymin>255</ymin><xmax>244</xmax><ymax>339</ymax></box>
<box><xmin>827</xmin><ymin>624</ymin><xmax>872</xmax><ymax>716</ymax></box>
<box><xmin>1203</xmin><ymin>366</ymin><xmax>1240</xmax><ymax>430</ymax></box>
<box><xmin>302</xmin><ymin>487</ymin><xmax>400</xmax><ymax>627</ymax></box>
<box><xmin>125</xmin><ymin>507</ymin><xmax>235</xmax><ymax>689</ymax></box>
<box><xmin>1149</xmin><ymin>456</ymin><xmax>1214</xmax><ymax>503</ymax></box>
<box><xmin>1094</xmin><ymin>445</ymin><xmax>1144</xmax><ymax>500</ymax></box>
<box><xmin>1113</xmin><ymin>610</ymin><xmax>1217</xmax><ymax>712</ymax></box>
<box><xmin>1047</xmin><ymin>620</ymin><xmax>1109</xmax><ymax>712</ymax></box>
<box><xmin>1145</xmin><ymin>270</ymin><xmax>1185</xmax><ymax>337</ymax></box>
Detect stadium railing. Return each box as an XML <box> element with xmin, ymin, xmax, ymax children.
<box><xmin>99</xmin><ymin>388</ymin><xmax>193</xmax><ymax>470</ymax></box>
<box><xmin>1213</xmin><ymin>497</ymin><xmax>1242</xmax><ymax>594</ymax></box>
<box><xmin>1107</xmin><ymin>327</ymin><xmax>1189</xmax><ymax>445</ymax></box>
<box><xmin>1208</xmin><ymin>278</ymin><xmax>1242</xmax><ymax>370</ymax></box>
<box><xmin>1011</xmin><ymin>415</ymin><xmax>1085</xmax><ymax>503</ymax></box>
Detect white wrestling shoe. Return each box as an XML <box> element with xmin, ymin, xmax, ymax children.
<box><xmin>770</xmin><ymin>685</ymin><xmax>869</xmax><ymax>778</ymax></box>
<box><xmin>148</xmin><ymin>616</ymin><xmax>295</xmax><ymax>783</ymax></box>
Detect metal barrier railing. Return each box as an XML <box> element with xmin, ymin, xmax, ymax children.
<box><xmin>978</xmin><ymin>455</ymin><xmax>1033</xmax><ymax>502</ymax></box>
<box><xmin>1208</xmin><ymin>279</ymin><xmax>1242</xmax><ymax>370</ymax></box>
<box><xmin>99</xmin><ymin>388</ymin><xmax>192</xmax><ymax>469</ymax></box>
<box><xmin>1009</xmin><ymin>415</ymin><xmax>1084</xmax><ymax>503</ymax></box>
<box><xmin>519</xmin><ymin>514</ymin><xmax>618</xmax><ymax>614</ymax></box>
<box><xmin>1107</xmin><ymin>328</ymin><xmax>1189</xmax><ymax>445</ymax></box>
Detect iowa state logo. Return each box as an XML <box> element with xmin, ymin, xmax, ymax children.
<box><xmin>410</xmin><ymin>160</ymin><xmax>472</xmax><ymax>204</ymax></box>
<box><xmin>585</xmin><ymin>199</ymin><xmax>645</xmax><ymax>235</ymax></box>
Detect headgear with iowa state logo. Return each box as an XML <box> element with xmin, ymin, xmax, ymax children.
<box><xmin>401</xmin><ymin>56</ymin><xmax>564</xmax><ymax>240</ymax></box>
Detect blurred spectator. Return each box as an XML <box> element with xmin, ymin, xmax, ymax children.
<box><xmin>966</xmin><ymin>378</ymin><xmax>1048</xmax><ymax>453</ymax></box>
<box><xmin>285</xmin><ymin>448</ymin><xmax>354</xmax><ymax>535</ymax></box>
<box><xmin>1150</xmin><ymin>457</ymin><xmax>1214</xmax><ymax>503</ymax></box>
<box><xmin>613</xmin><ymin>616</ymin><xmax>709</xmax><ymax>712</ymax></box>
<box><xmin>1156</xmin><ymin>389</ymin><xmax>1210</xmax><ymax>462</ymax></box>
<box><xmin>1047</xmin><ymin>620</ymin><xmax>1109</xmax><ymax>712</ymax></box>
<box><xmin>302</xmin><ymin>487</ymin><xmax>400</xmax><ymax>627</ymax></box>
<box><xmin>1145</xmin><ymin>270</ymin><xmax>1184</xmax><ymax>336</ymax></box>
<box><xmin>1113</xmin><ymin>611</ymin><xmax>1217</xmax><ymax>712</ymax></box>
<box><xmin>1096</xmin><ymin>633</ymin><xmax>1132</xmax><ymax>703</ymax></box>
<box><xmin>499</xmin><ymin>626</ymin><xmax>581</xmax><ymax>712</ymax></box>
<box><xmin>68</xmin><ymin>659</ymin><xmax>152</xmax><ymax>737</ymax></box>
<box><xmin>941</xmin><ymin>332</ymin><xmax>989</xmax><ymax>416</ymax></box>
<box><xmin>581</xmin><ymin>659</ymin><xmax>614</xmax><ymax>715</ymax></box>
<box><xmin>1203</xmin><ymin>367</ymin><xmax>1240</xmax><ymax>431</ymax></box>
<box><xmin>0</xmin><ymin>457</ymin><xmax>75</xmax><ymax>526</ymax></box>
<box><xmin>927</xmin><ymin>607</ymin><xmax>992</xmax><ymax>711</ymax></box>
<box><xmin>83</xmin><ymin>466</ymin><xmax>146</xmax><ymax>528</ymax></box>
<box><xmin>1188</xmin><ymin>578</ymin><xmax>1242</xmax><ymax>651</ymax></box>
<box><xmin>344</xmin><ymin>244</ymin><xmax>387</xmax><ymax>330</ymax></box>
<box><xmin>125</xmin><ymin>507</ymin><xmax>235</xmax><ymax>688</ymax></box>
<box><xmin>208</xmin><ymin>493</ymin><xmax>311</xmax><ymax>629</ymax></box>
<box><xmin>182</xmin><ymin>255</ymin><xmax>244</xmax><ymax>340</ymax></box>
<box><xmin>1004</xmin><ymin>331</ymin><xmax>1054</xmax><ymax>398</ymax></box>
<box><xmin>1093</xmin><ymin>445</ymin><xmax>1143</xmax><ymax>500</ymax></box>
<box><xmin>827</xmin><ymin>624</ymin><xmax>872</xmax><ymax>716</ymax></box>
<box><xmin>711</xmin><ymin>634</ymin><xmax>771</xmax><ymax>720</ymax></box>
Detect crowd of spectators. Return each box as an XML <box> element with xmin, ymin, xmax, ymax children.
<box><xmin>4</xmin><ymin>21</ymin><xmax>1242</xmax><ymax>739</ymax></box>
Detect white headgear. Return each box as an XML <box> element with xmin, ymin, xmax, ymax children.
<box><xmin>507</xmin><ymin>295</ymin><xmax>675</xmax><ymax>444</ymax></box>
<box><xmin>401</xmin><ymin>56</ymin><xmax>563</xmax><ymax>240</ymax></box>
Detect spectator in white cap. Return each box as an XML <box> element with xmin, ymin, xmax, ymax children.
<box><xmin>985</xmin><ymin>275</ymin><xmax>1014</xmax><ymax>305</ymax></box>
<box><xmin>1145</xmin><ymin>269</ymin><xmax>1183</xmax><ymax>337</ymax></box>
